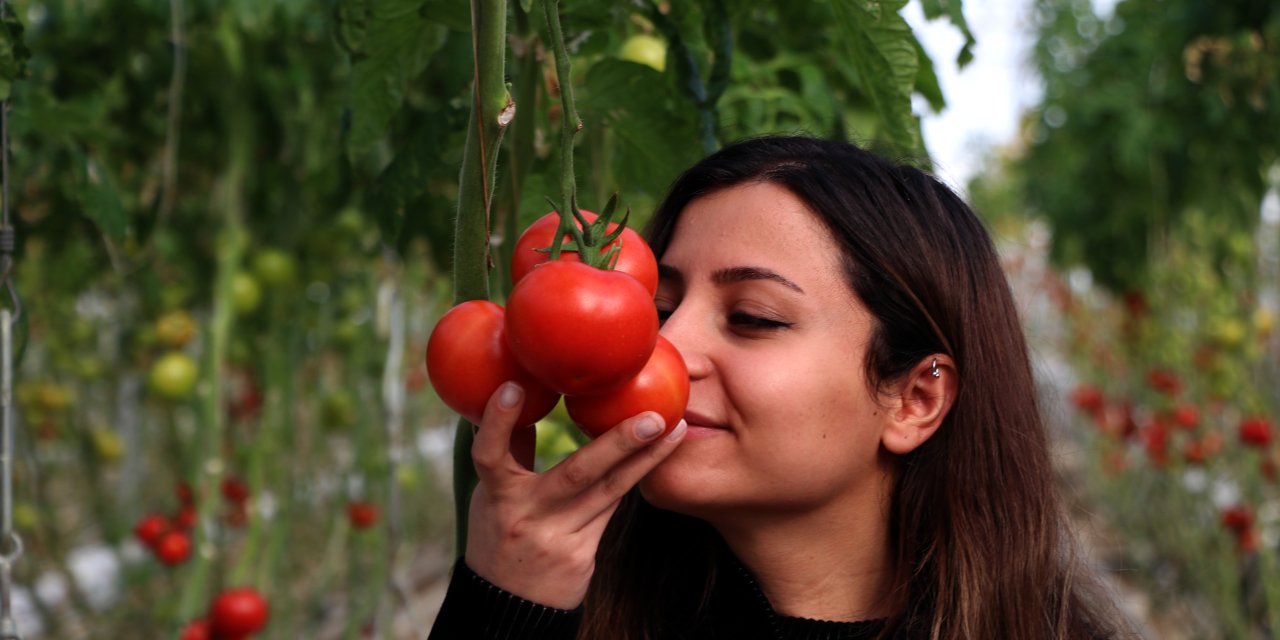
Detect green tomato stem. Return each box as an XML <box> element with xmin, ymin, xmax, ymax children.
<box><xmin>451</xmin><ymin>0</ymin><xmax>510</xmax><ymax>561</ymax></box>
<box><xmin>543</xmin><ymin>0</ymin><xmax>582</xmax><ymax>265</ymax></box>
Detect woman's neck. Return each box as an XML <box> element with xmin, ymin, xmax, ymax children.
<box><xmin>711</xmin><ymin>474</ymin><xmax>897</xmax><ymax>622</ymax></box>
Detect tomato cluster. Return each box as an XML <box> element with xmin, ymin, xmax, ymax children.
<box><xmin>427</xmin><ymin>210</ymin><xmax>688</xmax><ymax>438</ymax></box>
<box><xmin>134</xmin><ymin>477</ymin><xmax>255</xmax><ymax>566</ymax></box>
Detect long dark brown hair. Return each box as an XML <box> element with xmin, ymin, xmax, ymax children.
<box><xmin>579</xmin><ymin>136</ymin><xmax>1129</xmax><ymax>639</ymax></box>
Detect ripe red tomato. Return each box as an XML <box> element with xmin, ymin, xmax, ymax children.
<box><xmin>154</xmin><ymin>531</ymin><xmax>192</xmax><ymax>566</ymax></box>
<box><xmin>1221</xmin><ymin>505</ymin><xmax>1253</xmax><ymax>532</ymax></box>
<box><xmin>221</xmin><ymin>477</ymin><xmax>250</xmax><ymax>504</ymax></box>
<box><xmin>565</xmin><ymin>336</ymin><xmax>688</xmax><ymax>438</ymax></box>
<box><xmin>134</xmin><ymin>513</ymin><xmax>170</xmax><ymax>548</ymax></box>
<box><xmin>510</xmin><ymin>211</ymin><xmax>659</xmax><ymax>295</ymax></box>
<box><xmin>209</xmin><ymin>588</ymin><xmax>270</xmax><ymax>638</ymax></box>
<box><xmin>426</xmin><ymin>300</ymin><xmax>560</xmax><ymax>426</ymax></box>
<box><xmin>1171</xmin><ymin>403</ymin><xmax>1199</xmax><ymax>429</ymax></box>
<box><xmin>1240</xmin><ymin>416</ymin><xmax>1273</xmax><ymax>447</ymax></box>
<box><xmin>348</xmin><ymin>501</ymin><xmax>379</xmax><ymax>529</ymax></box>
<box><xmin>178</xmin><ymin>619</ymin><xmax>212</xmax><ymax>640</ymax></box>
<box><xmin>505</xmin><ymin>261</ymin><xmax>659</xmax><ymax>397</ymax></box>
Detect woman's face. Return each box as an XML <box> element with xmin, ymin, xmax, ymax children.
<box><xmin>640</xmin><ymin>181</ymin><xmax>895</xmax><ymax>522</ymax></box>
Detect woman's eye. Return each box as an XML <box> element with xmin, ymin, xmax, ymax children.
<box><xmin>656</xmin><ymin>306</ymin><xmax>674</xmax><ymax>324</ymax></box>
<box><xmin>728</xmin><ymin>311</ymin><xmax>791</xmax><ymax>330</ymax></box>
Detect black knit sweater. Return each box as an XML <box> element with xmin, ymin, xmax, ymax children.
<box><xmin>427</xmin><ymin>552</ymin><xmax>890</xmax><ymax>640</ymax></box>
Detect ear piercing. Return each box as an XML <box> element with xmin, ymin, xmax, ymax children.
<box><xmin>930</xmin><ymin>357</ymin><xmax>940</xmax><ymax>378</ymax></box>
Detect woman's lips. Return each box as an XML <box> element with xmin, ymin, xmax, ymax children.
<box><xmin>683</xmin><ymin>411</ymin><xmax>728</xmax><ymax>438</ymax></box>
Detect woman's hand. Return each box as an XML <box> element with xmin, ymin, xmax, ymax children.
<box><xmin>464</xmin><ymin>381</ymin><xmax>687</xmax><ymax>609</ymax></box>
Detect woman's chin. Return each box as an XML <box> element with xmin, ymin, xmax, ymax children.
<box><xmin>638</xmin><ymin>461</ymin><xmax>719</xmax><ymax>516</ymax></box>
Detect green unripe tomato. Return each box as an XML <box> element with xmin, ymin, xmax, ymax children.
<box><xmin>231</xmin><ymin>272</ymin><xmax>263</xmax><ymax>315</ymax></box>
<box><xmin>252</xmin><ymin>249</ymin><xmax>298</xmax><ymax>288</ymax></box>
<box><xmin>91</xmin><ymin>427</ymin><xmax>125</xmax><ymax>462</ymax></box>
<box><xmin>150</xmin><ymin>351</ymin><xmax>199</xmax><ymax>400</ymax></box>
<box><xmin>619</xmin><ymin>34</ymin><xmax>666</xmax><ymax>72</ymax></box>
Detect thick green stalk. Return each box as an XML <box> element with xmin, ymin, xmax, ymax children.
<box><xmin>176</xmin><ymin>103</ymin><xmax>250</xmax><ymax>624</ymax></box>
<box><xmin>452</xmin><ymin>0</ymin><xmax>511</xmax><ymax>558</ymax></box>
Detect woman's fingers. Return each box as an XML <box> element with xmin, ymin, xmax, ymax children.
<box><xmin>544</xmin><ymin>414</ymin><xmax>688</xmax><ymax>527</ymax></box>
<box><xmin>471</xmin><ymin>382</ymin><xmax>533</xmax><ymax>486</ymax></box>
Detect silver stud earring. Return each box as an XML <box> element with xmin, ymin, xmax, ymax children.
<box><xmin>930</xmin><ymin>357</ymin><xmax>940</xmax><ymax>378</ymax></box>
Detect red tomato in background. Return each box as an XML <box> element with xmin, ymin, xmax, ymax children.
<box><xmin>426</xmin><ymin>300</ymin><xmax>560</xmax><ymax>426</ymax></box>
<box><xmin>348</xmin><ymin>501</ymin><xmax>379</xmax><ymax>529</ymax></box>
<box><xmin>566</xmin><ymin>335</ymin><xmax>688</xmax><ymax>438</ymax></box>
<box><xmin>134</xmin><ymin>513</ymin><xmax>170</xmax><ymax>548</ymax></box>
<box><xmin>510</xmin><ymin>211</ymin><xmax>659</xmax><ymax>295</ymax></box>
<box><xmin>178</xmin><ymin>619</ymin><xmax>212</xmax><ymax>640</ymax></box>
<box><xmin>221</xmin><ymin>477</ymin><xmax>250</xmax><ymax>504</ymax></box>
<box><xmin>154</xmin><ymin>531</ymin><xmax>192</xmax><ymax>566</ymax></box>
<box><xmin>209</xmin><ymin>588</ymin><xmax>270</xmax><ymax>638</ymax></box>
<box><xmin>505</xmin><ymin>261</ymin><xmax>658</xmax><ymax>397</ymax></box>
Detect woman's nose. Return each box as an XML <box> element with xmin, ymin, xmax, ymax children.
<box><xmin>658</xmin><ymin>306</ymin><xmax>711</xmax><ymax>380</ymax></box>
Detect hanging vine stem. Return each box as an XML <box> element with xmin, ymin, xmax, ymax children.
<box><xmin>542</xmin><ymin>0</ymin><xmax>584</xmax><ymax>262</ymax></box>
<box><xmin>97</xmin><ymin>0</ymin><xmax>185</xmax><ymax>276</ymax></box>
<box><xmin>451</xmin><ymin>0</ymin><xmax>510</xmax><ymax>559</ymax></box>
<box><xmin>538</xmin><ymin>0</ymin><xmax>630</xmax><ymax>271</ymax></box>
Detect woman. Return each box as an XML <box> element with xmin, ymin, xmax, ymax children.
<box><xmin>429</xmin><ymin>136</ymin><xmax>1130</xmax><ymax>639</ymax></box>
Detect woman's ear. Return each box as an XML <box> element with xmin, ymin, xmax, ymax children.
<box><xmin>880</xmin><ymin>355</ymin><xmax>957</xmax><ymax>455</ymax></box>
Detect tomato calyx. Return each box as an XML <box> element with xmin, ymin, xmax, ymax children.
<box><xmin>543</xmin><ymin>193</ymin><xmax>630</xmax><ymax>270</ymax></box>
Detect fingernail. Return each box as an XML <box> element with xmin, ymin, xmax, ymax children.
<box><xmin>666</xmin><ymin>419</ymin><xmax>688</xmax><ymax>441</ymax></box>
<box><xmin>498</xmin><ymin>383</ymin><xmax>523</xmax><ymax>409</ymax></box>
<box><xmin>634</xmin><ymin>414</ymin><xmax>663</xmax><ymax>440</ymax></box>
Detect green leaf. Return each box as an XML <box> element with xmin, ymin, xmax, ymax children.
<box><xmin>346</xmin><ymin>0</ymin><xmax>448</xmax><ymax>160</ymax></box>
<box><xmin>830</xmin><ymin>0</ymin><xmax>921</xmax><ymax>155</ymax></box>
<box><xmin>75</xmin><ymin>150</ymin><xmax>129</xmax><ymax>242</ymax></box>
<box><xmin>920</xmin><ymin>0</ymin><xmax>976</xmax><ymax>68</ymax></box>
<box><xmin>0</xmin><ymin>3</ymin><xmax>31</xmax><ymax>101</ymax></box>
<box><xmin>703</xmin><ymin>0</ymin><xmax>733</xmax><ymax>104</ymax></box>
<box><xmin>420</xmin><ymin>0</ymin><xmax>472</xmax><ymax>32</ymax></box>
<box><xmin>913</xmin><ymin>37</ymin><xmax>946</xmax><ymax>112</ymax></box>
<box><xmin>366</xmin><ymin>118</ymin><xmax>450</xmax><ymax>246</ymax></box>
<box><xmin>578</xmin><ymin>59</ymin><xmax>703</xmax><ymax>199</ymax></box>
<box><xmin>334</xmin><ymin>0</ymin><xmax>373</xmax><ymax>55</ymax></box>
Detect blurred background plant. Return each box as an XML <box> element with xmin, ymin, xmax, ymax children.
<box><xmin>0</xmin><ymin>0</ymin><xmax>1276</xmax><ymax>636</ymax></box>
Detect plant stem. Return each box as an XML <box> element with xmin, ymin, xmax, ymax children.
<box><xmin>543</xmin><ymin>0</ymin><xmax>583</xmax><ymax>261</ymax></box>
<box><xmin>451</xmin><ymin>0</ymin><xmax>511</xmax><ymax>559</ymax></box>
<box><xmin>498</xmin><ymin>4</ymin><xmax>541</xmax><ymax>298</ymax></box>
<box><xmin>176</xmin><ymin>101</ymin><xmax>249</xmax><ymax>625</ymax></box>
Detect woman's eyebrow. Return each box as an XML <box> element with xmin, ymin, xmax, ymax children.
<box><xmin>657</xmin><ymin>264</ymin><xmax>683</xmax><ymax>286</ymax></box>
<box><xmin>712</xmin><ymin>266</ymin><xmax>805</xmax><ymax>293</ymax></box>
<box><xmin>658</xmin><ymin>264</ymin><xmax>805</xmax><ymax>294</ymax></box>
